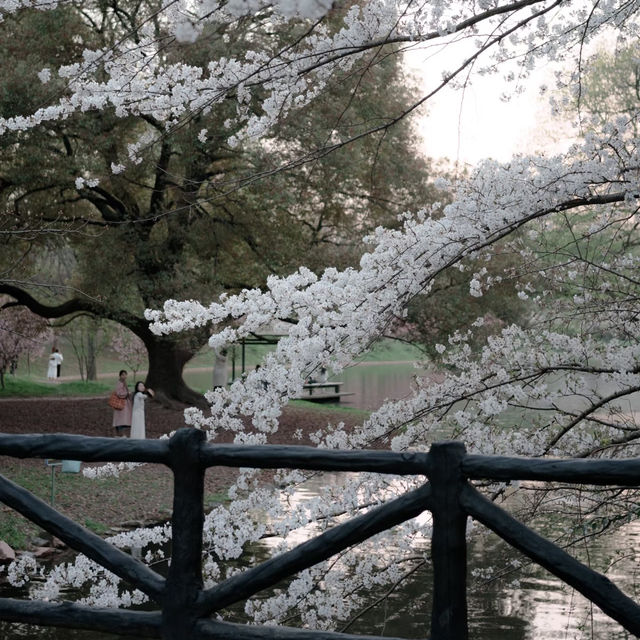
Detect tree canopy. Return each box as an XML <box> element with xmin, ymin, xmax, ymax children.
<box><xmin>3</xmin><ymin>0</ymin><xmax>640</xmax><ymax>635</ymax></box>
<box><xmin>0</xmin><ymin>0</ymin><xmax>434</xmax><ymax>404</ymax></box>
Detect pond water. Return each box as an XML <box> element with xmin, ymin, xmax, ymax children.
<box><xmin>3</xmin><ymin>473</ymin><xmax>640</xmax><ymax>640</ymax></box>
<box><xmin>184</xmin><ymin>361</ymin><xmax>423</xmax><ymax>412</ymax></box>
<box><xmin>339</xmin><ymin>363</ymin><xmax>424</xmax><ymax>411</ymax></box>
<box><xmin>185</xmin><ymin>358</ymin><xmax>640</xmax><ymax>417</ymax></box>
<box><xmin>255</xmin><ymin>472</ymin><xmax>640</xmax><ymax>640</ymax></box>
<box><xmin>3</xmin><ymin>363</ymin><xmax>640</xmax><ymax>638</ymax></box>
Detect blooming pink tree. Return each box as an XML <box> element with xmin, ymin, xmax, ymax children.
<box><xmin>3</xmin><ymin>0</ymin><xmax>640</xmax><ymax>634</ymax></box>
<box><xmin>109</xmin><ymin>324</ymin><xmax>147</xmax><ymax>381</ymax></box>
<box><xmin>0</xmin><ymin>299</ymin><xmax>50</xmax><ymax>388</ymax></box>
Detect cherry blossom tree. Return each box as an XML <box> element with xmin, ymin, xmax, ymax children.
<box><xmin>0</xmin><ymin>298</ymin><xmax>50</xmax><ymax>388</ymax></box>
<box><xmin>3</xmin><ymin>0</ymin><xmax>640</xmax><ymax>635</ymax></box>
<box><xmin>110</xmin><ymin>324</ymin><xmax>147</xmax><ymax>380</ymax></box>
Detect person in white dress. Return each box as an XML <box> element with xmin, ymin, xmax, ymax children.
<box><xmin>46</xmin><ymin>348</ymin><xmax>58</xmax><ymax>381</ymax></box>
<box><xmin>131</xmin><ymin>381</ymin><xmax>154</xmax><ymax>439</ymax></box>
<box><xmin>212</xmin><ymin>347</ymin><xmax>228</xmax><ymax>389</ymax></box>
<box><xmin>55</xmin><ymin>349</ymin><xmax>63</xmax><ymax>377</ymax></box>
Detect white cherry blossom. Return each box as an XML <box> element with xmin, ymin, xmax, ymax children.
<box><xmin>4</xmin><ymin>0</ymin><xmax>640</xmax><ymax>630</ymax></box>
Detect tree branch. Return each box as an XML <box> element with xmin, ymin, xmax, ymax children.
<box><xmin>0</xmin><ymin>283</ymin><xmax>152</xmax><ymax>338</ymax></box>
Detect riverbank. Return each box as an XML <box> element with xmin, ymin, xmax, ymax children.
<box><xmin>0</xmin><ymin>397</ymin><xmax>364</xmax><ymax>551</ymax></box>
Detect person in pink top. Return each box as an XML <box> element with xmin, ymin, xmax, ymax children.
<box><xmin>112</xmin><ymin>370</ymin><xmax>132</xmax><ymax>437</ymax></box>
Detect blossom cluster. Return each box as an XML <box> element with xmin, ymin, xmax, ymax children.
<box><xmin>2</xmin><ymin>0</ymin><xmax>639</xmax><ymax>172</ymax></box>
<box><xmin>147</xmin><ymin>121</ymin><xmax>640</xmax><ymax>440</ymax></box>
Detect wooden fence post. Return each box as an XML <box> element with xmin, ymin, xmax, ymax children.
<box><xmin>162</xmin><ymin>428</ymin><xmax>206</xmax><ymax>639</ymax></box>
<box><xmin>429</xmin><ymin>441</ymin><xmax>468</xmax><ymax>640</ymax></box>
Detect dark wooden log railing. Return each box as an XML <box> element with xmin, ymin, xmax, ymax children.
<box><xmin>1</xmin><ymin>429</ymin><xmax>640</xmax><ymax>639</ymax></box>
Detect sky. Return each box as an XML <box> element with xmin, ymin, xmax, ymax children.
<box><xmin>417</xmin><ymin>72</ymin><xmax>551</xmax><ymax>165</ymax></box>
<box><xmin>404</xmin><ymin>44</ymin><xmax>576</xmax><ymax>167</ymax></box>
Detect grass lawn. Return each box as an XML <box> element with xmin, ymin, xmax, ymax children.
<box><xmin>0</xmin><ymin>463</ymin><xmax>122</xmax><ymax>548</ymax></box>
<box><xmin>290</xmin><ymin>398</ymin><xmax>371</xmax><ymax>418</ymax></box>
<box><xmin>0</xmin><ymin>376</ymin><xmax>112</xmax><ymax>397</ymax></box>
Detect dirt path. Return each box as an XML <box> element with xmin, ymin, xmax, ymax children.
<box><xmin>0</xmin><ymin>395</ymin><xmax>357</xmax><ymax>440</ymax></box>
<box><xmin>0</xmin><ymin>397</ymin><xmax>362</xmax><ymax>550</ymax></box>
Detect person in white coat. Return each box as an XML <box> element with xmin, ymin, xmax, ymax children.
<box><xmin>46</xmin><ymin>348</ymin><xmax>63</xmax><ymax>381</ymax></box>
<box><xmin>46</xmin><ymin>348</ymin><xmax>58</xmax><ymax>381</ymax></box>
<box><xmin>54</xmin><ymin>348</ymin><xmax>63</xmax><ymax>378</ymax></box>
<box><xmin>212</xmin><ymin>348</ymin><xmax>228</xmax><ymax>389</ymax></box>
<box><xmin>131</xmin><ymin>381</ymin><xmax>154</xmax><ymax>439</ymax></box>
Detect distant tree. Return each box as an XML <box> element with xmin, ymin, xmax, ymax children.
<box><xmin>402</xmin><ymin>245</ymin><xmax>529</xmax><ymax>358</ymax></box>
<box><xmin>60</xmin><ymin>316</ymin><xmax>110</xmax><ymax>381</ymax></box>
<box><xmin>0</xmin><ymin>298</ymin><xmax>50</xmax><ymax>388</ymax></box>
<box><xmin>109</xmin><ymin>324</ymin><xmax>147</xmax><ymax>380</ymax></box>
<box><xmin>572</xmin><ymin>45</ymin><xmax>640</xmax><ymax>133</ymax></box>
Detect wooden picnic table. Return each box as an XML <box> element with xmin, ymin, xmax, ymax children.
<box><xmin>299</xmin><ymin>381</ymin><xmax>354</xmax><ymax>403</ymax></box>
<box><xmin>303</xmin><ymin>381</ymin><xmax>344</xmax><ymax>394</ymax></box>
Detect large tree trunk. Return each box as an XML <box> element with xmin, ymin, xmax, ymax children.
<box><xmin>0</xmin><ymin>284</ymin><xmax>210</xmax><ymax>407</ymax></box>
<box><xmin>144</xmin><ymin>337</ymin><xmax>207</xmax><ymax>409</ymax></box>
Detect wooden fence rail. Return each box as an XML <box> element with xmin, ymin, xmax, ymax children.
<box><xmin>1</xmin><ymin>429</ymin><xmax>640</xmax><ymax>639</ymax></box>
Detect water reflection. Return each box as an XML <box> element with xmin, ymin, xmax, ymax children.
<box><xmin>340</xmin><ymin>364</ymin><xmax>422</xmax><ymax>411</ymax></box>
<box><xmin>256</xmin><ymin>471</ymin><xmax>640</xmax><ymax>640</ymax></box>
<box><xmin>478</xmin><ymin>527</ymin><xmax>637</xmax><ymax>638</ymax></box>
<box><xmin>2</xmin><ymin>510</ymin><xmax>640</xmax><ymax>639</ymax></box>
<box><xmin>250</xmin><ymin>524</ymin><xmax>640</xmax><ymax>640</ymax></box>
<box><xmin>468</xmin><ymin>520</ymin><xmax>640</xmax><ymax>640</ymax></box>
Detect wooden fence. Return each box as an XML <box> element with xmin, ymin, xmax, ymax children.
<box><xmin>1</xmin><ymin>429</ymin><xmax>640</xmax><ymax>639</ymax></box>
